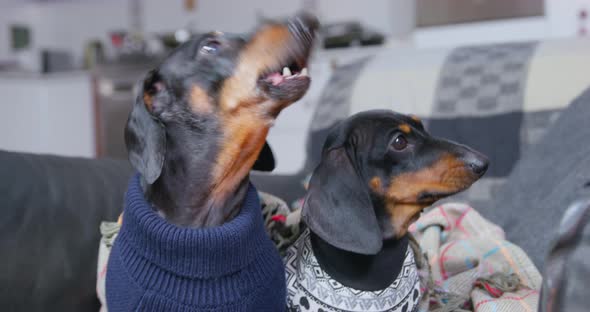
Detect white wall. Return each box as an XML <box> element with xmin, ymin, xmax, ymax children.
<box><xmin>0</xmin><ymin>4</ymin><xmax>49</xmax><ymax>71</ymax></box>
<box><xmin>2</xmin><ymin>0</ymin><xmax>590</xmax><ymax>68</ymax></box>
<box><xmin>0</xmin><ymin>73</ymin><xmax>95</xmax><ymax>157</ymax></box>
<box><xmin>0</xmin><ymin>0</ymin><xmax>404</xmax><ymax>70</ymax></box>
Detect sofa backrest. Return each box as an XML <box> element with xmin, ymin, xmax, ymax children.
<box><xmin>0</xmin><ymin>150</ymin><xmax>133</xmax><ymax>311</ymax></box>
<box><xmin>305</xmin><ymin>38</ymin><xmax>590</xmax><ymax>205</ymax></box>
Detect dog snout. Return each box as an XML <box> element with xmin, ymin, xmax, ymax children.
<box><xmin>460</xmin><ymin>150</ymin><xmax>489</xmax><ymax>177</ymax></box>
<box><xmin>433</xmin><ymin>138</ymin><xmax>489</xmax><ymax>178</ymax></box>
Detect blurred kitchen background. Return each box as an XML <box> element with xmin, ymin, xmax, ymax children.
<box><xmin>0</xmin><ymin>0</ymin><xmax>588</xmax><ymax>174</ymax></box>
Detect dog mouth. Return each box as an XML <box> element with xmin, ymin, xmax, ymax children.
<box><xmin>258</xmin><ymin>14</ymin><xmax>317</xmax><ymax>102</ymax></box>
<box><xmin>395</xmin><ymin>191</ymin><xmax>460</xmax><ymax>226</ymax></box>
<box><xmin>262</xmin><ymin>62</ymin><xmax>309</xmax><ymax>87</ymax></box>
<box><xmin>416</xmin><ymin>191</ymin><xmax>460</xmax><ymax>205</ymax></box>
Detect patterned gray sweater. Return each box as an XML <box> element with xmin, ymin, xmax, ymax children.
<box><xmin>285</xmin><ymin>229</ymin><xmax>423</xmax><ymax>312</ymax></box>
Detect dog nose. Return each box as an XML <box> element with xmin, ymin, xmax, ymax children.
<box><xmin>463</xmin><ymin>153</ymin><xmax>489</xmax><ymax>176</ymax></box>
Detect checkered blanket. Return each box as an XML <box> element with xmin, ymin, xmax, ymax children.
<box><xmin>409</xmin><ymin>204</ymin><xmax>542</xmax><ymax>312</ymax></box>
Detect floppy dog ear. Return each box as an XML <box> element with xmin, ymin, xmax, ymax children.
<box><xmin>302</xmin><ymin>143</ymin><xmax>382</xmax><ymax>255</ymax></box>
<box><xmin>124</xmin><ymin>71</ymin><xmax>168</xmax><ymax>184</ymax></box>
<box><xmin>252</xmin><ymin>141</ymin><xmax>275</xmax><ymax>172</ymax></box>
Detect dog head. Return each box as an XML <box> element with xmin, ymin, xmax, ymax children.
<box><xmin>302</xmin><ymin>110</ymin><xmax>489</xmax><ymax>254</ymax></box>
<box><xmin>125</xmin><ymin>13</ymin><xmax>317</xmax><ymax>200</ymax></box>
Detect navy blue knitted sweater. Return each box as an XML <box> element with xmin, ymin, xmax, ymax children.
<box><xmin>106</xmin><ymin>175</ymin><xmax>286</xmax><ymax>311</ymax></box>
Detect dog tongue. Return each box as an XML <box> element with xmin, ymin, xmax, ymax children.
<box><xmin>266</xmin><ymin>72</ymin><xmax>284</xmax><ymax>86</ymax></box>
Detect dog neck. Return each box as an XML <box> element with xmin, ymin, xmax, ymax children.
<box><xmin>310</xmin><ymin>231</ymin><xmax>409</xmax><ymax>291</ymax></box>
<box><xmin>145</xmin><ymin>120</ymin><xmax>254</xmax><ymax>227</ymax></box>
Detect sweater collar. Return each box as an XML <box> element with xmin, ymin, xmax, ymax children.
<box><xmin>285</xmin><ymin>229</ymin><xmax>422</xmax><ymax>311</ymax></box>
<box><xmin>120</xmin><ymin>174</ymin><xmax>269</xmax><ymax>278</ymax></box>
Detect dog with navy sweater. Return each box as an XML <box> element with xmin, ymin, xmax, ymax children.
<box><xmin>105</xmin><ymin>13</ymin><xmax>318</xmax><ymax>312</ymax></box>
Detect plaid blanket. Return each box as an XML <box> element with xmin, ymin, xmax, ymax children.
<box><xmin>409</xmin><ymin>204</ymin><xmax>542</xmax><ymax>312</ymax></box>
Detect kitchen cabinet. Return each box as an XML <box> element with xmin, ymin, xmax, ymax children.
<box><xmin>0</xmin><ymin>71</ymin><xmax>95</xmax><ymax>157</ymax></box>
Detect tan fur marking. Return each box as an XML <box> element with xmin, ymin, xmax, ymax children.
<box><xmin>208</xmin><ymin>24</ymin><xmax>294</xmax><ymax>204</ymax></box>
<box><xmin>387</xmin><ymin>153</ymin><xmax>471</xmax><ymax>203</ymax></box>
<box><xmin>207</xmin><ymin>23</ymin><xmax>304</xmax><ymax>211</ymax></box>
<box><xmin>384</xmin><ymin>153</ymin><xmax>476</xmax><ymax>237</ymax></box>
<box><xmin>143</xmin><ymin>92</ymin><xmax>153</xmax><ymax>111</ymax></box>
<box><xmin>369</xmin><ymin>176</ymin><xmax>383</xmax><ymax>192</ymax></box>
<box><xmin>399</xmin><ymin>124</ymin><xmax>411</xmax><ymax>134</ymax></box>
<box><xmin>386</xmin><ymin>202</ymin><xmax>426</xmax><ymax>238</ymax></box>
<box><xmin>209</xmin><ymin>108</ymin><xmax>270</xmax><ymax>206</ymax></box>
<box><xmin>189</xmin><ymin>85</ymin><xmax>213</xmax><ymax>114</ymax></box>
<box><xmin>219</xmin><ymin>25</ymin><xmax>291</xmax><ymax>113</ymax></box>
<box><xmin>410</xmin><ymin>115</ymin><xmax>421</xmax><ymax>122</ymax></box>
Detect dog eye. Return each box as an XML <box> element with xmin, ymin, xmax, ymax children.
<box><xmin>391</xmin><ymin>134</ymin><xmax>408</xmax><ymax>151</ymax></box>
<box><xmin>201</xmin><ymin>40</ymin><xmax>221</xmax><ymax>54</ymax></box>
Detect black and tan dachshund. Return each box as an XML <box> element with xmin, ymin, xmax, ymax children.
<box><xmin>106</xmin><ymin>13</ymin><xmax>318</xmax><ymax>312</ymax></box>
<box><xmin>286</xmin><ymin>110</ymin><xmax>488</xmax><ymax>311</ymax></box>
<box><xmin>124</xmin><ymin>14</ymin><xmax>318</xmax><ymax>227</ymax></box>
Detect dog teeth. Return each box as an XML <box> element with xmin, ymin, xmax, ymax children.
<box><xmin>280</xmin><ymin>66</ymin><xmax>310</xmax><ymax>80</ymax></box>
<box><xmin>282</xmin><ymin>67</ymin><xmax>292</xmax><ymax>77</ymax></box>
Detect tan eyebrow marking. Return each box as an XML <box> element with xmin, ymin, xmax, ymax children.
<box><xmin>399</xmin><ymin>124</ymin><xmax>411</xmax><ymax>134</ymax></box>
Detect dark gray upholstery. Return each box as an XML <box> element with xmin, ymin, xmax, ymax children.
<box><xmin>479</xmin><ymin>87</ymin><xmax>590</xmax><ymax>269</ymax></box>
<box><xmin>539</xmin><ymin>198</ymin><xmax>590</xmax><ymax>312</ymax></box>
<box><xmin>0</xmin><ymin>150</ymin><xmax>133</xmax><ymax>311</ymax></box>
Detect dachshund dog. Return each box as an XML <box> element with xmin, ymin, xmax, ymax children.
<box><xmin>285</xmin><ymin>110</ymin><xmax>488</xmax><ymax>312</ymax></box>
<box><xmin>106</xmin><ymin>14</ymin><xmax>318</xmax><ymax>312</ymax></box>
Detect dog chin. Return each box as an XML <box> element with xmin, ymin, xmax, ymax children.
<box><xmin>259</xmin><ymin>74</ymin><xmax>311</xmax><ymax>103</ymax></box>
<box><xmin>258</xmin><ymin>55</ymin><xmax>311</xmax><ymax>97</ymax></box>
<box><xmin>391</xmin><ymin>203</ymin><xmax>429</xmax><ymax>238</ymax></box>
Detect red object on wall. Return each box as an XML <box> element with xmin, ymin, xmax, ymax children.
<box><xmin>110</xmin><ymin>33</ymin><xmax>124</xmax><ymax>48</ymax></box>
<box><xmin>184</xmin><ymin>0</ymin><xmax>197</xmax><ymax>11</ymax></box>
